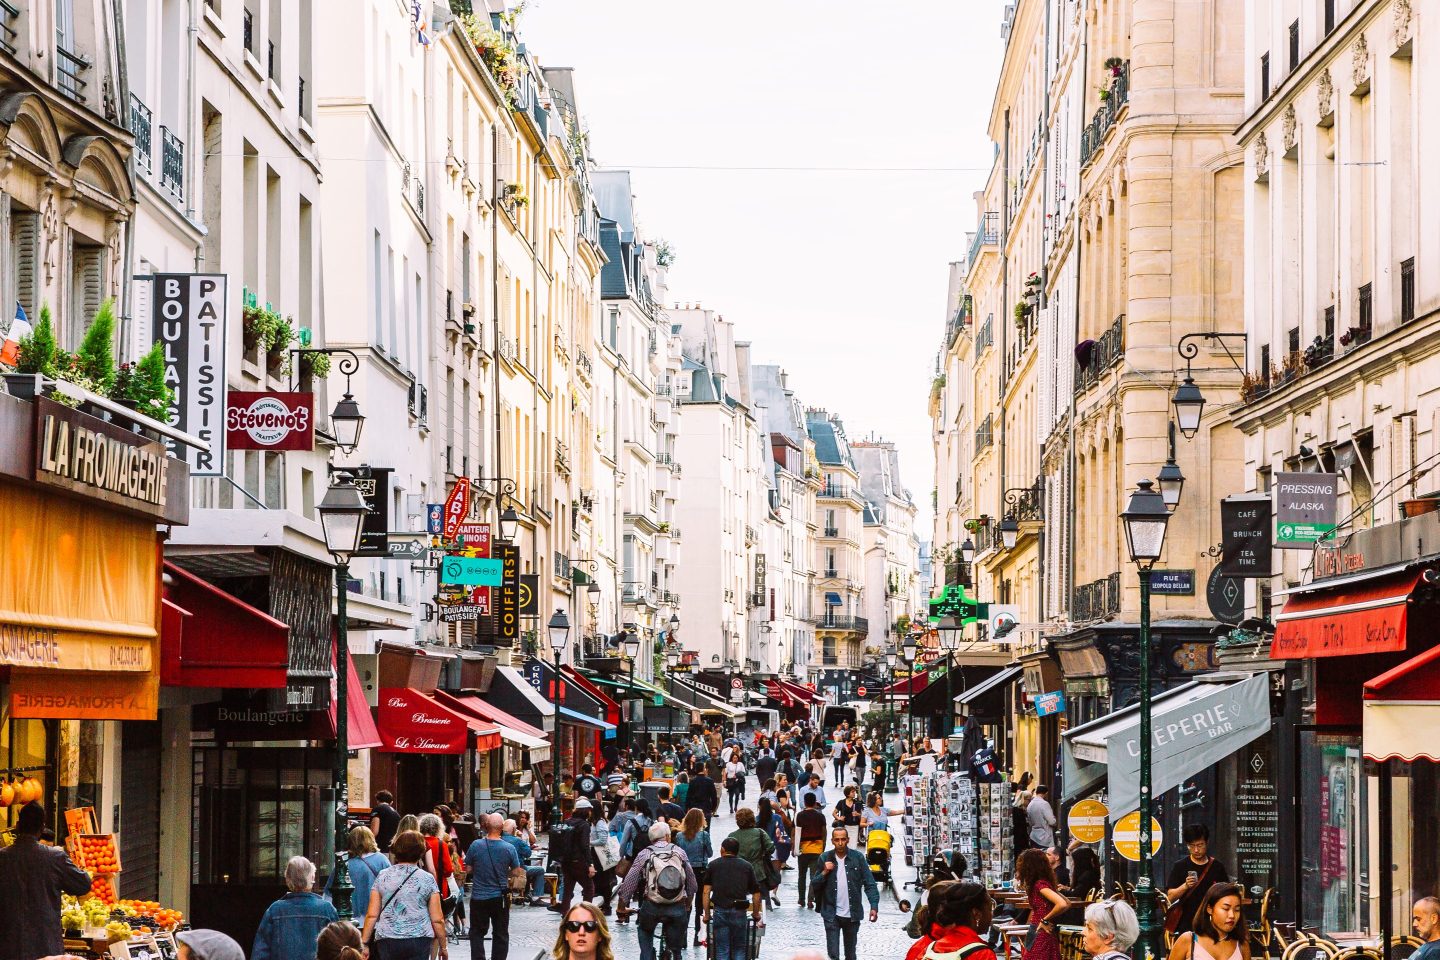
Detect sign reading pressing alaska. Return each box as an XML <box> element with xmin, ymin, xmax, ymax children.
<box><xmin>33</xmin><ymin>398</ymin><xmax>187</xmax><ymax>524</ymax></box>
<box><xmin>1275</xmin><ymin>472</ymin><xmax>1339</xmax><ymax>548</ymax></box>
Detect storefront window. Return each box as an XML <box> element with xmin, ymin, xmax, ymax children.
<box><xmin>0</xmin><ymin>708</ymin><xmax>104</xmax><ymax>838</ymax></box>
<box><xmin>1299</xmin><ymin>731</ymin><xmax>1368</xmax><ymax>934</ymax></box>
<box><xmin>192</xmin><ymin>747</ymin><xmax>335</xmax><ymax>885</ymax></box>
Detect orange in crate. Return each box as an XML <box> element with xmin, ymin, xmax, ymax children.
<box><xmin>76</xmin><ymin>835</ymin><xmax>121</xmax><ymax>873</ymax></box>
<box><xmin>90</xmin><ymin>875</ymin><xmax>116</xmax><ymax>905</ymax></box>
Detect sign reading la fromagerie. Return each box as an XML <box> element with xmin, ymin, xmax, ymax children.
<box><xmin>32</xmin><ymin>398</ymin><xmax>189</xmax><ymax>524</ymax></box>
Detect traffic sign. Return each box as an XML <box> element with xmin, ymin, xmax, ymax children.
<box><xmin>1068</xmin><ymin>799</ymin><xmax>1109</xmax><ymax>844</ymax></box>
<box><xmin>857</xmin><ymin>685</ymin><xmax>867</xmax><ymax>697</ymax></box>
<box><xmin>731</xmin><ymin>677</ymin><xmax>743</xmax><ymax>689</ymax></box>
<box><xmin>440</xmin><ymin>555</ymin><xmax>503</xmax><ymax>586</ymax></box>
<box><xmin>1112</xmin><ymin>811</ymin><xmax>1162</xmax><ymax>861</ymax></box>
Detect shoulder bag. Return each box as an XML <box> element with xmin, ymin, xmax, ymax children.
<box><xmin>366</xmin><ymin>866</ymin><xmax>420</xmax><ymax>945</ymax></box>
<box><xmin>1164</xmin><ymin>859</ymin><xmax>1214</xmax><ymax>933</ymax></box>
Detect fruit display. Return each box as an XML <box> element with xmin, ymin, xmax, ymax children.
<box><xmin>62</xmin><ymin>891</ymin><xmax>115</xmax><ymax>932</ymax></box>
<box><xmin>76</xmin><ymin>834</ymin><xmax>121</xmax><ymax>873</ymax></box>
<box><xmin>90</xmin><ymin>874</ymin><xmax>117</xmax><ymax>904</ymax></box>
<box><xmin>0</xmin><ymin>776</ymin><xmax>41</xmax><ymax>807</ymax></box>
<box><xmin>118</xmin><ymin>899</ymin><xmax>184</xmax><ymax>930</ymax></box>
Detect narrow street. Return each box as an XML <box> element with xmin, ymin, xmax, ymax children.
<box><xmin>448</xmin><ymin>797</ymin><xmax>922</xmax><ymax>960</ymax></box>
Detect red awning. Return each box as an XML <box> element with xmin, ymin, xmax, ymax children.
<box><xmin>333</xmin><ymin>654</ymin><xmax>382</xmax><ymax>750</ymax></box>
<box><xmin>562</xmin><ymin>667</ymin><xmax>623</xmax><ymax>729</ymax></box>
<box><xmin>1363</xmin><ymin>644</ymin><xmax>1440</xmax><ymax>762</ymax></box>
<box><xmin>765</xmin><ymin>679</ymin><xmax>797</xmax><ymax>708</ymax></box>
<box><xmin>880</xmin><ymin>670</ymin><xmax>932</xmax><ymax>696</ymax></box>
<box><xmin>780</xmin><ymin>678</ymin><xmax>823</xmax><ymax>703</ymax></box>
<box><xmin>1365</xmin><ymin>643</ymin><xmax>1440</xmax><ymax>700</ymax></box>
<box><xmin>432</xmin><ymin>690</ymin><xmax>548</xmax><ymax>741</ymax></box>
<box><xmin>377</xmin><ymin>688</ymin><xmax>499</xmax><ymax>754</ymax></box>
<box><xmin>161</xmin><ymin>562</ymin><xmax>290</xmax><ymax>688</ymax></box>
<box><xmin>1272</xmin><ymin>570</ymin><xmax>1421</xmax><ymax>659</ymax></box>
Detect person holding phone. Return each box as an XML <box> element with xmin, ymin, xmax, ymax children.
<box><xmin>1164</xmin><ymin>825</ymin><xmax>1229</xmax><ymax>936</ymax></box>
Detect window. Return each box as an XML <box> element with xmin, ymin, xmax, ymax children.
<box><xmin>69</xmin><ymin>240</ymin><xmax>106</xmax><ymax>345</ymax></box>
<box><xmin>1358</xmin><ymin>283</ymin><xmax>1373</xmax><ymax>336</ymax></box>
<box><xmin>1324</xmin><ymin>0</ymin><xmax>1336</xmax><ymax>34</ymax></box>
<box><xmin>7</xmin><ymin>208</ymin><xmax>39</xmax><ymax>322</ymax></box>
<box><xmin>1260</xmin><ymin>53</ymin><xmax>1270</xmax><ymax>100</ymax></box>
<box><xmin>1401</xmin><ymin>258</ymin><xmax>1415</xmax><ymax>324</ymax></box>
<box><xmin>1289</xmin><ymin>20</ymin><xmax>1300</xmax><ymax>72</ymax></box>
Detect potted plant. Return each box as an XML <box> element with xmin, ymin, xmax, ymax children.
<box><xmin>112</xmin><ymin>342</ymin><xmax>174</xmax><ymax>437</ymax></box>
<box><xmin>1104</xmin><ymin>56</ymin><xmax>1125</xmax><ymax>75</ymax></box>
<box><xmin>297</xmin><ymin>351</ymin><xmax>331</xmax><ymax>379</ymax></box>
<box><xmin>243</xmin><ymin>303</ymin><xmax>296</xmax><ymax>372</ymax></box>
<box><xmin>1014</xmin><ymin>301</ymin><xmax>1030</xmax><ymax>324</ymax></box>
<box><xmin>1024</xmin><ymin>271</ymin><xmax>1042</xmax><ymax>288</ymax></box>
<box><xmin>1401</xmin><ymin>496</ymin><xmax>1440</xmax><ymax>519</ymax></box>
<box><xmin>1099</xmin><ymin>86</ymin><xmax>1111</xmax><ymax>101</ymax></box>
<box><xmin>5</xmin><ymin>303</ymin><xmax>60</xmax><ymax>399</ymax></box>
<box><xmin>70</xmin><ymin>299</ymin><xmax>119</xmax><ymax>399</ymax></box>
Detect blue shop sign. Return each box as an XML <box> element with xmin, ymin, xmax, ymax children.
<box><xmin>1035</xmin><ymin>690</ymin><xmax>1067</xmax><ymax>717</ymax></box>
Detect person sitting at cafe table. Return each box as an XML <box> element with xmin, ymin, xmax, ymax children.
<box><xmin>1165</xmin><ymin>883</ymin><xmax>1249</xmax><ymax>960</ymax></box>
<box><xmin>1411</xmin><ymin>897</ymin><xmax>1440</xmax><ymax>960</ymax></box>
<box><xmin>1163</xmin><ymin>825</ymin><xmax>1229</xmax><ymax>936</ymax></box>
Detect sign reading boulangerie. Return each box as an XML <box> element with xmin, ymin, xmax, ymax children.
<box><xmin>153</xmin><ymin>273</ymin><xmax>227</xmax><ymax>475</ymax></box>
<box><xmin>1221</xmin><ymin>494</ymin><xmax>1273</xmax><ymax>577</ymax></box>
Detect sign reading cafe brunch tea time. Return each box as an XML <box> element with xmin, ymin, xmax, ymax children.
<box><xmin>153</xmin><ymin>273</ymin><xmax>228</xmax><ymax>476</ymax></box>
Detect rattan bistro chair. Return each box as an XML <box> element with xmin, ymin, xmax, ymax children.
<box><xmin>1387</xmin><ymin>936</ymin><xmax>1424</xmax><ymax>960</ymax></box>
<box><xmin>1278</xmin><ymin>933</ymin><xmax>1341</xmax><ymax>960</ymax></box>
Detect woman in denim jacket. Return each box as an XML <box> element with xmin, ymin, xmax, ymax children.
<box><xmin>252</xmin><ymin>856</ymin><xmax>340</xmax><ymax>960</ymax></box>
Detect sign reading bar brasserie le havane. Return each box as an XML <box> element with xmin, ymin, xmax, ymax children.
<box><xmin>33</xmin><ymin>398</ymin><xmax>187</xmax><ymax>524</ymax></box>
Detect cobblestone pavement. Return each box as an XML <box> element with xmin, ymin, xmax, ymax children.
<box><xmin>447</xmin><ymin>787</ymin><xmax>922</xmax><ymax>960</ymax></box>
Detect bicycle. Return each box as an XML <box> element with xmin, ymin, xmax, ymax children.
<box><xmin>617</xmin><ymin>905</ymin><xmax>685</xmax><ymax>960</ymax></box>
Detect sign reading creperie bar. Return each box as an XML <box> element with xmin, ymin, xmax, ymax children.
<box><xmin>31</xmin><ymin>398</ymin><xmax>189</xmax><ymax>524</ymax></box>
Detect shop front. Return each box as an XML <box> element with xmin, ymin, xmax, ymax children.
<box><xmin>522</xmin><ymin>657</ymin><xmax>614</xmax><ymax>779</ymax></box>
<box><xmin>0</xmin><ymin>394</ymin><xmax>190</xmax><ymax>912</ymax></box>
<box><xmin>431</xmin><ymin>689</ymin><xmax>549</xmax><ymax>819</ymax></box>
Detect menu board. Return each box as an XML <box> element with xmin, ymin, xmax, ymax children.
<box><xmin>1234</xmin><ymin>740</ymin><xmax>1278</xmax><ymax>895</ymax></box>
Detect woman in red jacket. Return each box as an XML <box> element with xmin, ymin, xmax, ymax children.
<box><xmin>907</xmin><ymin>880</ymin><xmax>998</xmax><ymax>960</ymax></box>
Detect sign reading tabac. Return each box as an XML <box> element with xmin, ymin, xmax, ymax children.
<box><xmin>226</xmin><ymin>391</ymin><xmax>314</xmax><ymax>450</ymax></box>
<box><xmin>153</xmin><ymin>273</ymin><xmax>227</xmax><ymax>475</ymax></box>
<box><xmin>33</xmin><ymin>398</ymin><xmax>187</xmax><ymax>524</ymax></box>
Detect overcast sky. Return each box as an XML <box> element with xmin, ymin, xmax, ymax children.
<box><xmin>522</xmin><ymin>0</ymin><xmax>1007</xmax><ymax>535</ymax></box>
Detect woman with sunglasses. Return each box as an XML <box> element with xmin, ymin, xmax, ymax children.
<box><xmin>552</xmin><ymin>903</ymin><xmax>615</xmax><ymax>960</ymax></box>
<box><xmin>1165</xmin><ymin>883</ymin><xmax>1250</xmax><ymax>960</ymax></box>
<box><xmin>905</xmin><ymin>880</ymin><xmax>997</xmax><ymax>960</ymax></box>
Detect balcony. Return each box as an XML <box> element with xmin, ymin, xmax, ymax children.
<box><xmin>975</xmin><ymin>414</ymin><xmax>993</xmax><ymax>453</ymax></box>
<box><xmin>1006</xmin><ymin>476</ymin><xmax>1044</xmax><ymax>523</ymax></box>
<box><xmin>823</xmin><ymin>568</ymin><xmax>839</xmax><ymax>578</ymax></box>
<box><xmin>576</xmin><ymin>352</ymin><xmax>594</xmax><ymax>379</ymax></box>
<box><xmin>811</xmin><ymin>615</ymin><xmax>868</xmax><ymax>633</ymax></box>
<box><xmin>822</xmin><ymin>527</ymin><xmax>839</xmax><ymax>538</ymax></box>
<box><xmin>967</xmin><ymin>211</ymin><xmax>1000</xmax><ymax>271</ymax></box>
<box><xmin>744</xmin><ymin>524</ymin><xmax>757</xmax><ymax>544</ymax></box>
<box><xmin>975</xmin><ymin>316</ymin><xmax>994</xmax><ymax>353</ymax></box>
<box><xmin>159</xmin><ymin>126</ymin><xmax>184</xmax><ymax>202</ymax></box>
<box><xmin>1073</xmin><ymin>314</ymin><xmax>1125</xmax><ymax>396</ymax></box>
<box><xmin>130</xmin><ymin>94</ymin><xmax>153</xmax><ymax>178</ymax></box>
<box><xmin>819</xmin><ymin>482</ymin><xmax>860</xmax><ymax>501</ymax></box>
<box><xmin>56</xmin><ymin>41</ymin><xmax>90</xmax><ymax>104</ymax></box>
<box><xmin>1080</xmin><ymin>61</ymin><xmax>1129</xmax><ymax>167</ymax></box>
<box><xmin>555</xmin><ymin>441</ymin><xmax>570</xmax><ymax>476</ymax></box>
<box><xmin>1072</xmin><ymin>573</ymin><xmax>1122</xmax><ymax>621</ymax></box>
<box><xmin>0</xmin><ymin>1</ymin><xmax>18</xmax><ymax>55</ymax></box>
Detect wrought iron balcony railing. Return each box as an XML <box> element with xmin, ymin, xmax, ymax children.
<box><xmin>160</xmin><ymin>126</ymin><xmax>184</xmax><ymax>202</ymax></box>
<box><xmin>1072</xmin><ymin>573</ymin><xmax>1122</xmax><ymax>621</ymax></box>
<box><xmin>130</xmin><ymin>94</ymin><xmax>153</xmax><ymax>178</ymax></box>
<box><xmin>1073</xmin><ymin>314</ymin><xmax>1125</xmax><ymax>396</ymax></box>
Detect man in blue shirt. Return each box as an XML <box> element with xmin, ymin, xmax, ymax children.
<box><xmin>502</xmin><ymin>817</ymin><xmax>547</xmax><ymax>905</ymax></box>
<box><xmin>1413</xmin><ymin>898</ymin><xmax>1440</xmax><ymax>960</ymax></box>
<box><xmin>466</xmin><ymin>813</ymin><xmax>521</xmax><ymax>960</ymax></box>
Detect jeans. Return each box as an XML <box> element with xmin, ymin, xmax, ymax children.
<box><xmin>823</xmin><ymin>916</ymin><xmax>861</xmax><ymax>960</ymax></box>
<box><xmin>832</xmin><ymin>762</ymin><xmax>844</xmax><ymax>787</ymax></box>
<box><xmin>713</xmin><ymin>906</ymin><xmax>750</xmax><ymax>960</ymax></box>
<box><xmin>728</xmin><ymin>783</ymin><xmax>742</xmax><ymax>814</ymax></box>
<box><xmin>797</xmin><ymin>852</ymin><xmax>820</xmax><ymax>904</ymax></box>
<box><xmin>638</xmin><ymin>900</ymin><xmax>690</xmax><ymax>960</ymax></box>
<box><xmin>374</xmin><ymin>937</ymin><xmax>433</xmax><ymax>960</ymax></box>
<box><xmin>525</xmin><ymin>865</ymin><xmax>547</xmax><ymax>897</ymax></box>
<box><xmin>470</xmin><ymin>896</ymin><xmax>509</xmax><ymax>960</ymax></box>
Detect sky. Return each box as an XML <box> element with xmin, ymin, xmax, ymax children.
<box><xmin>521</xmin><ymin>0</ymin><xmax>1008</xmax><ymax>536</ymax></box>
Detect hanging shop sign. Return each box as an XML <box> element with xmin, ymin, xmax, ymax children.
<box><xmin>225</xmin><ymin>391</ymin><xmax>314</xmax><ymax>450</ymax></box>
<box><xmin>442</xmin><ymin>479</ymin><xmax>471</xmax><ymax>540</ymax></box>
<box><xmin>427</xmin><ymin>503</ymin><xmax>444</xmax><ymax>535</ymax></box>
<box><xmin>440</xmin><ymin>556</ymin><xmax>504</xmax><ymax>586</ymax></box>
<box><xmin>1034</xmin><ymin>690</ymin><xmax>1067</xmax><ymax>717</ymax></box>
<box><xmin>1206</xmin><ymin>567</ymin><xmax>1245</xmax><ymax>624</ymax></box>
<box><xmin>1112</xmin><ymin>811</ymin><xmax>1163</xmax><ymax>861</ymax></box>
<box><xmin>494</xmin><ymin>543</ymin><xmax>520</xmax><ymax>642</ymax></box>
<box><xmin>1068</xmin><ymin>798</ymin><xmax>1109</xmax><ymax>844</ymax></box>
<box><xmin>755</xmin><ymin>553</ymin><xmax>767</xmax><ymax>599</ymax></box>
<box><xmin>519</xmin><ymin>574</ymin><xmax>539</xmax><ymax>616</ymax></box>
<box><xmin>1220</xmin><ymin>495</ymin><xmax>1272</xmax><ymax>577</ymax></box>
<box><xmin>376</xmin><ymin>688</ymin><xmax>470</xmax><ymax>754</ymax></box>
<box><xmin>152</xmin><ymin>273</ymin><xmax>228</xmax><ymax>475</ymax></box>
<box><xmin>32</xmin><ymin>398</ymin><xmax>187</xmax><ymax>524</ymax></box>
<box><xmin>1275</xmin><ymin>472</ymin><xmax>1339</xmax><ymax>548</ymax></box>
<box><xmin>352</xmin><ymin>467</ymin><xmax>393</xmax><ymax>557</ymax></box>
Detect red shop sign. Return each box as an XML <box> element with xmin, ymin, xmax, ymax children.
<box><xmin>226</xmin><ymin>391</ymin><xmax>314</xmax><ymax>450</ymax></box>
<box><xmin>377</xmin><ymin>687</ymin><xmax>469</xmax><ymax>754</ymax></box>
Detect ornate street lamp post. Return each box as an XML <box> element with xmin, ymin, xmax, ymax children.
<box><xmin>1120</xmin><ymin>479</ymin><xmax>1173</xmax><ymax>960</ymax></box>
<box><xmin>316</xmin><ymin>472</ymin><xmax>369</xmax><ymax>918</ymax></box>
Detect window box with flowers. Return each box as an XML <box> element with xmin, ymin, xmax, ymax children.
<box><xmin>242</xmin><ymin>302</ymin><xmax>297</xmax><ymax>373</ymax></box>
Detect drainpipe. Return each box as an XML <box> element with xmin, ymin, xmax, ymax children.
<box><xmin>1067</xmin><ymin>8</ymin><xmax>1090</xmax><ymax>622</ymax></box>
<box><xmin>1038</xmin><ymin>0</ymin><xmax>1051</xmax><ymax>624</ymax></box>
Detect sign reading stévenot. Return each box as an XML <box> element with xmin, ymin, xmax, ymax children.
<box><xmin>33</xmin><ymin>397</ymin><xmax>187</xmax><ymax>524</ymax></box>
<box><xmin>226</xmin><ymin>391</ymin><xmax>314</xmax><ymax>450</ymax></box>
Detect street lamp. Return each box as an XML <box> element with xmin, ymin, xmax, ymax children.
<box><xmin>1156</xmin><ymin>423</ymin><xmax>1186</xmax><ymax>512</ymax></box>
<box><xmin>670</xmin><ymin>613</ymin><xmax>680</xmax><ymax>632</ymax></box>
<box><xmin>959</xmin><ymin>538</ymin><xmax>975</xmax><ymax>565</ymax></box>
<box><xmin>290</xmin><ymin>348</ymin><xmax>365</xmax><ymax>455</ymax></box>
<box><xmin>621</xmin><ymin>628</ymin><xmax>642</xmax><ymax>736</ymax></box>
<box><xmin>1172</xmin><ymin>331</ymin><xmax>1248</xmax><ymax>441</ymax></box>
<box><xmin>901</xmin><ymin>635</ymin><xmax>919</xmax><ymax>743</ymax></box>
<box><xmin>1120</xmin><ymin>478</ymin><xmax>1173</xmax><ymax>960</ymax></box>
<box><xmin>547</xmin><ymin>608</ymin><xmax>571</xmax><ymax>662</ymax></box>
<box><xmin>499</xmin><ymin>504</ymin><xmax>520</xmax><ymax>543</ymax></box>
<box><xmin>316</xmin><ymin>472</ymin><xmax>369</xmax><ymax>918</ymax></box>
<box><xmin>997</xmin><ymin>516</ymin><xmax>1020</xmax><ymax>551</ymax></box>
<box><xmin>938</xmin><ymin>618</ymin><xmax>961</xmax><ymax>738</ymax></box>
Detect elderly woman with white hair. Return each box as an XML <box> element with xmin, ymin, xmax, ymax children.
<box><xmin>1082</xmin><ymin>899</ymin><xmax>1140</xmax><ymax>960</ymax></box>
<box><xmin>251</xmin><ymin>855</ymin><xmax>340</xmax><ymax>960</ymax></box>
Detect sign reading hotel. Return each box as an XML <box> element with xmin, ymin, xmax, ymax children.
<box><xmin>153</xmin><ymin>273</ymin><xmax>227</xmax><ymax>475</ymax></box>
<box><xmin>226</xmin><ymin>391</ymin><xmax>314</xmax><ymax>450</ymax></box>
<box><xmin>1275</xmin><ymin>472</ymin><xmax>1339</xmax><ymax>548</ymax></box>
<box><xmin>32</xmin><ymin>398</ymin><xmax>187</xmax><ymax>524</ymax></box>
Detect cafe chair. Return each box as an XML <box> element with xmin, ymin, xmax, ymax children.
<box><xmin>1247</xmin><ymin>888</ymin><xmax>1277</xmax><ymax>955</ymax></box>
<box><xmin>1388</xmin><ymin>936</ymin><xmax>1424</xmax><ymax>960</ymax></box>
<box><xmin>1278</xmin><ymin>932</ymin><xmax>1341</xmax><ymax>960</ymax></box>
<box><xmin>1333</xmin><ymin>947</ymin><xmax>1380</xmax><ymax>960</ymax></box>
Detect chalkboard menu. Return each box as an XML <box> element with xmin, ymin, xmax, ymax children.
<box><xmin>1234</xmin><ymin>739</ymin><xmax>1279</xmax><ymax>895</ymax></box>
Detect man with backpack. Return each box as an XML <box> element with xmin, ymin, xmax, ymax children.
<box><xmin>550</xmin><ymin>798</ymin><xmax>598</xmax><ymax>912</ymax></box>
<box><xmin>616</xmin><ymin>821</ymin><xmax>698</xmax><ymax>960</ymax></box>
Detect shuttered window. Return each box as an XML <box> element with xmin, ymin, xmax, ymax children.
<box><xmin>119</xmin><ymin>721</ymin><xmax>161</xmax><ymax>901</ymax></box>
<box><xmin>71</xmin><ymin>239</ymin><xmax>106</xmax><ymax>343</ymax></box>
<box><xmin>11</xmin><ymin>209</ymin><xmax>40</xmax><ymax>323</ymax></box>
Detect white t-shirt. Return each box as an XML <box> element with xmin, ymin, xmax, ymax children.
<box><xmin>725</xmin><ymin>760</ymin><xmax>746</xmax><ymax>782</ymax></box>
<box><xmin>834</xmin><ymin>852</ymin><xmax>851</xmax><ymax>918</ymax></box>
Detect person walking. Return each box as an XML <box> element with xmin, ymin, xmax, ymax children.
<box><xmin>1081</xmin><ymin>900</ymin><xmax>1140</xmax><ymax>960</ymax></box>
<box><xmin>758</xmin><ymin>797</ymin><xmax>790</xmax><ymax>909</ymax></box>
<box><xmin>1414</xmin><ymin>898</ymin><xmax>1440</xmax><ymax>960</ymax></box>
<box><xmin>324</xmin><ymin>826</ymin><xmax>391</xmax><ymax>922</ymax></box>
<box><xmin>703</xmin><ymin>838</ymin><xmax>763</xmax><ymax>960</ymax></box>
<box><xmin>466</xmin><ymin>814</ymin><xmax>521</xmax><ymax>960</ymax></box>
<box><xmin>851</xmin><ymin>738</ymin><xmax>867</xmax><ymax>788</ymax></box>
<box><xmin>832</xmin><ymin>786</ymin><xmax>862</xmax><ymax>848</ymax></box>
<box><xmin>0</xmin><ymin>803</ymin><xmax>93</xmax><ymax>960</ymax></box>
<box><xmin>1165</xmin><ymin>883</ymin><xmax>1250</xmax><ymax>960</ymax></box>
<box><xmin>830</xmin><ymin>737</ymin><xmax>848</xmax><ymax>788</ymax></box>
<box><xmin>361</xmin><ymin>831</ymin><xmax>446</xmax><ymax>960</ymax></box>
<box><xmin>860</xmin><ymin>791</ymin><xmax>903</xmax><ymax>844</ymax></box>
<box><xmin>728</xmin><ymin>808</ymin><xmax>778</xmax><ymax>911</ymax></box>
<box><xmin>1011</xmin><ymin>791</ymin><xmax>1033</xmax><ymax>855</ymax></box>
<box><xmin>1163</xmin><ymin>824</ymin><xmax>1229</xmax><ymax>936</ymax></box>
<box><xmin>556</xmin><ymin>799</ymin><xmax>600</xmax><ymax>911</ymax></box>
<box><xmin>808</xmin><ymin>827</ymin><xmax>880</xmax><ymax>960</ymax></box>
<box><xmin>420</xmin><ymin>814</ymin><xmax>458</xmax><ymax>925</ymax></box>
<box><xmin>316</xmin><ymin>920</ymin><xmax>366</xmax><ymax>960</ymax></box>
<box><xmin>252</xmin><ymin>856</ymin><xmax>339</xmax><ymax>960</ymax></box>
<box><xmin>674</xmin><ymin>808</ymin><xmax>713</xmax><ymax>946</ymax></box>
<box><xmin>616</xmin><ymin>821</ymin><xmax>698</xmax><ymax>960</ymax></box>
<box><xmin>1026</xmin><ymin>786</ymin><xmax>1057</xmax><ymax>849</ymax></box>
<box><xmin>370</xmin><ymin>790</ymin><xmax>403</xmax><ymax>854</ymax></box>
<box><xmin>795</xmin><ymin>792</ymin><xmax>829</xmax><ymax>907</ymax></box>
<box><xmin>800</xmin><ymin>772</ymin><xmax>829</xmax><ymax>811</ymax></box>
<box><xmin>685</xmin><ymin>763</ymin><xmax>719</xmax><ymax>825</ymax></box>
<box><xmin>725</xmin><ymin>753</ymin><xmax>748</xmax><ymax>815</ymax></box>
<box><xmin>552</xmin><ymin>902</ymin><xmax>616</xmax><ymax>960</ymax></box>
<box><xmin>1016</xmin><ymin>847</ymin><xmax>1069</xmax><ymax>960</ymax></box>
<box><xmin>755</xmin><ymin>747</ymin><xmax>778</xmax><ymax>787</ymax></box>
